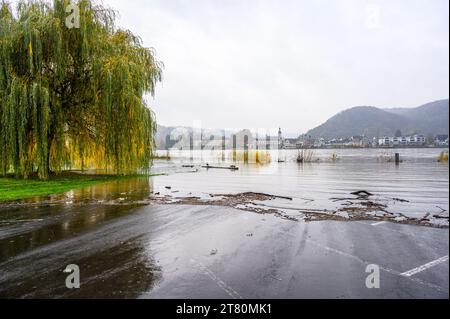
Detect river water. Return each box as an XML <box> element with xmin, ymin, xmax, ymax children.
<box><xmin>151</xmin><ymin>148</ymin><xmax>449</xmax><ymax>223</ymax></box>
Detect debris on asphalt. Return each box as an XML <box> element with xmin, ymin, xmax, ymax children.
<box><xmin>148</xmin><ymin>190</ymin><xmax>449</xmax><ymax>229</ymax></box>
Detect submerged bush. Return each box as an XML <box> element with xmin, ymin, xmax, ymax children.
<box><xmin>331</xmin><ymin>152</ymin><xmax>340</xmax><ymax>162</ymax></box>
<box><xmin>231</xmin><ymin>150</ymin><xmax>271</xmax><ymax>164</ymax></box>
<box><xmin>438</xmin><ymin>151</ymin><xmax>449</xmax><ymax>162</ymax></box>
<box><xmin>297</xmin><ymin>150</ymin><xmax>316</xmax><ymax>163</ymax></box>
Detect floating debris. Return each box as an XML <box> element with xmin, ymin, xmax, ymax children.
<box><xmin>351</xmin><ymin>190</ymin><xmax>373</xmax><ymax>198</ymax></box>
<box><xmin>393</xmin><ymin>198</ymin><xmax>410</xmax><ymax>203</ymax></box>
<box><xmin>433</xmin><ymin>215</ymin><xmax>449</xmax><ymax>220</ymax></box>
<box><xmin>436</xmin><ymin>206</ymin><xmax>447</xmax><ymax>213</ymax></box>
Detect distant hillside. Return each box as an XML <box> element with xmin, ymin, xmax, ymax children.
<box><xmin>306</xmin><ymin>99</ymin><xmax>449</xmax><ymax>139</ymax></box>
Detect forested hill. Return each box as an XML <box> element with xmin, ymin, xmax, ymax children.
<box><xmin>306</xmin><ymin>99</ymin><xmax>449</xmax><ymax>139</ymax></box>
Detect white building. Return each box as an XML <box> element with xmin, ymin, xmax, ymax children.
<box><xmin>379</xmin><ymin>135</ymin><xmax>426</xmax><ymax>146</ymax></box>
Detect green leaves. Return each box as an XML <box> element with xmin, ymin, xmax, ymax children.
<box><xmin>0</xmin><ymin>0</ymin><xmax>162</xmax><ymax>179</ymax></box>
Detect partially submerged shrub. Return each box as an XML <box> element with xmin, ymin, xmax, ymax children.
<box><xmin>331</xmin><ymin>152</ymin><xmax>340</xmax><ymax>162</ymax></box>
<box><xmin>438</xmin><ymin>151</ymin><xmax>449</xmax><ymax>162</ymax></box>
<box><xmin>153</xmin><ymin>151</ymin><xmax>171</xmax><ymax>160</ymax></box>
<box><xmin>231</xmin><ymin>150</ymin><xmax>271</xmax><ymax>164</ymax></box>
<box><xmin>297</xmin><ymin>150</ymin><xmax>316</xmax><ymax>163</ymax></box>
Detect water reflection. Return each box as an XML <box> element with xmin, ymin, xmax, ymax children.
<box><xmin>6</xmin><ymin>176</ymin><xmax>154</xmax><ymax>205</ymax></box>
<box><xmin>0</xmin><ymin>236</ymin><xmax>160</xmax><ymax>299</ymax></box>
<box><xmin>0</xmin><ymin>177</ymin><xmax>152</xmax><ymax>262</ymax></box>
<box><xmin>0</xmin><ymin>177</ymin><xmax>161</xmax><ymax>299</ymax></box>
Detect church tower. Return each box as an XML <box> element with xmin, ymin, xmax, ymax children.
<box><xmin>278</xmin><ymin>128</ymin><xmax>284</xmax><ymax>149</ymax></box>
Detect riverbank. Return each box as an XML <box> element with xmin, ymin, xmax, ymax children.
<box><xmin>0</xmin><ymin>173</ymin><xmax>153</xmax><ymax>203</ymax></box>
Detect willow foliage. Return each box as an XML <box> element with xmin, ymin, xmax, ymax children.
<box><xmin>0</xmin><ymin>0</ymin><xmax>162</xmax><ymax>179</ymax></box>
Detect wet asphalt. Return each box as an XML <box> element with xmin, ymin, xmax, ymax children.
<box><xmin>0</xmin><ymin>203</ymin><xmax>448</xmax><ymax>299</ymax></box>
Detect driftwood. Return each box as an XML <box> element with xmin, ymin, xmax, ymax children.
<box><xmin>433</xmin><ymin>215</ymin><xmax>449</xmax><ymax>220</ymax></box>
<box><xmin>202</xmin><ymin>164</ymin><xmax>239</xmax><ymax>171</ymax></box>
<box><xmin>244</xmin><ymin>192</ymin><xmax>293</xmax><ymax>201</ymax></box>
<box><xmin>393</xmin><ymin>198</ymin><xmax>410</xmax><ymax>203</ymax></box>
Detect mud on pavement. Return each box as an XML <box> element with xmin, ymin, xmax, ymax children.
<box><xmin>148</xmin><ymin>191</ymin><xmax>449</xmax><ymax>228</ymax></box>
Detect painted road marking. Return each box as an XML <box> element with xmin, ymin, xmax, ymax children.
<box><xmin>305</xmin><ymin>239</ymin><xmax>447</xmax><ymax>293</ymax></box>
<box><xmin>401</xmin><ymin>256</ymin><xmax>449</xmax><ymax>277</ymax></box>
<box><xmin>190</xmin><ymin>258</ymin><xmax>243</xmax><ymax>299</ymax></box>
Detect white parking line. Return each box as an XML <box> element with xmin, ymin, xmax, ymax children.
<box><xmin>305</xmin><ymin>239</ymin><xmax>447</xmax><ymax>293</ymax></box>
<box><xmin>401</xmin><ymin>256</ymin><xmax>449</xmax><ymax>277</ymax></box>
<box><xmin>190</xmin><ymin>258</ymin><xmax>243</xmax><ymax>299</ymax></box>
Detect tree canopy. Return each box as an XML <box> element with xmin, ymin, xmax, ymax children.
<box><xmin>0</xmin><ymin>0</ymin><xmax>162</xmax><ymax>179</ymax></box>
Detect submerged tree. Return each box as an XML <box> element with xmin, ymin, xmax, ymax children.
<box><xmin>0</xmin><ymin>0</ymin><xmax>162</xmax><ymax>179</ymax></box>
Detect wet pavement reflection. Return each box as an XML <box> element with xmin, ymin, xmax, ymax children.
<box><xmin>0</xmin><ymin>177</ymin><xmax>160</xmax><ymax>299</ymax></box>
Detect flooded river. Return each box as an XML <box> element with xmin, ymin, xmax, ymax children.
<box><xmin>0</xmin><ymin>148</ymin><xmax>448</xmax><ymax>298</ymax></box>
<box><xmin>152</xmin><ymin>148</ymin><xmax>449</xmax><ymax>224</ymax></box>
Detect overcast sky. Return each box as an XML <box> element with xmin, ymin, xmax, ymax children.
<box><xmin>60</xmin><ymin>1</ymin><xmax>450</xmax><ymax>134</ymax></box>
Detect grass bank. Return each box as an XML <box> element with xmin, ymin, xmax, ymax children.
<box><xmin>0</xmin><ymin>173</ymin><xmax>152</xmax><ymax>203</ymax></box>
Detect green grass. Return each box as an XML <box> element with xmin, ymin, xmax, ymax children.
<box><xmin>0</xmin><ymin>173</ymin><xmax>152</xmax><ymax>202</ymax></box>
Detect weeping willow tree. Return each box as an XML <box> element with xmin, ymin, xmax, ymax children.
<box><xmin>0</xmin><ymin>0</ymin><xmax>162</xmax><ymax>179</ymax></box>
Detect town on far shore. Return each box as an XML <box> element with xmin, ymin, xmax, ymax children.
<box><xmin>281</xmin><ymin>131</ymin><xmax>450</xmax><ymax>149</ymax></box>
<box><xmin>160</xmin><ymin>127</ymin><xmax>449</xmax><ymax>151</ymax></box>
<box><xmin>158</xmin><ymin>100</ymin><xmax>449</xmax><ymax>151</ymax></box>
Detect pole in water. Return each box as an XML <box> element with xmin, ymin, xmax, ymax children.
<box><xmin>190</xmin><ymin>134</ymin><xmax>194</xmax><ymax>161</ymax></box>
<box><xmin>222</xmin><ymin>132</ymin><xmax>226</xmax><ymax>161</ymax></box>
<box><xmin>395</xmin><ymin>153</ymin><xmax>400</xmax><ymax>165</ymax></box>
<box><xmin>233</xmin><ymin>135</ymin><xmax>237</xmax><ymax>162</ymax></box>
<box><xmin>244</xmin><ymin>135</ymin><xmax>249</xmax><ymax>163</ymax></box>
